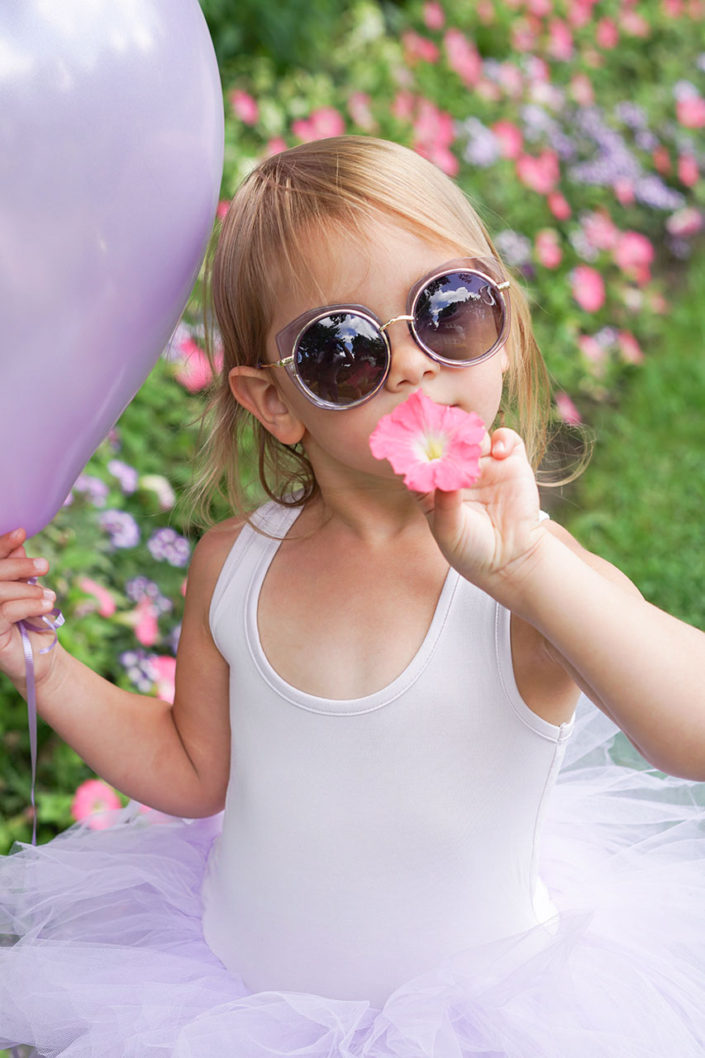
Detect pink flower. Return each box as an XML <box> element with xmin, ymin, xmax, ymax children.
<box><xmin>71</xmin><ymin>779</ymin><xmax>121</xmax><ymax>830</ymax></box>
<box><xmin>292</xmin><ymin>107</ymin><xmax>345</xmax><ymax>143</ymax></box>
<box><xmin>571</xmin><ymin>266</ymin><xmax>606</xmax><ymax>312</ymax></box>
<box><xmin>402</xmin><ymin>30</ymin><xmax>440</xmax><ymax>64</ymax></box>
<box><xmin>347</xmin><ymin>92</ymin><xmax>376</xmax><ymax>131</ymax></box>
<box><xmin>613</xmin><ymin>231</ymin><xmax>654</xmax><ymax>284</ymax></box>
<box><xmin>423</xmin><ymin>1</ymin><xmax>445</xmax><ymax>29</ymax></box>
<box><xmin>443</xmin><ymin>29</ymin><xmax>482</xmax><ymax>86</ymax></box>
<box><xmin>555</xmin><ymin>392</ymin><xmax>582</xmax><ymax>425</ymax></box>
<box><xmin>369</xmin><ymin>391</ymin><xmax>485</xmax><ymax>492</ymax></box>
<box><xmin>134</xmin><ymin>598</ymin><xmax>159</xmax><ymax>647</ymax></box>
<box><xmin>617</xmin><ymin>331</ymin><xmax>644</xmax><ymax>365</ymax></box>
<box><xmin>595</xmin><ymin>17</ymin><xmax>619</xmax><ymax>47</ymax></box>
<box><xmin>678</xmin><ymin>154</ymin><xmax>699</xmax><ymax>187</ymax></box>
<box><xmin>666</xmin><ymin>207</ymin><xmax>704</xmax><ymax>238</ymax></box>
<box><xmin>676</xmin><ymin>96</ymin><xmax>705</xmax><ymax>128</ymax></box>
<box><xmin>216</xmin><ymin>200</ymin><xmax>231</xmax><ymax>221</ymax></box>
<box><xmin>547</xmin><ymin>191</ymin><xmax>572</xmax><ymax>219</ymax></box>
<box><xmin>392</xmin><ymin>91</ymin><xmax>416</xmax><ymax>121</ymax></box>
<box><xmin>613</xmin><ymin>178</ymin><xmax>635</xmax><ymax>205</ymax></box>
<box><xmin>152</xmin><ymin>655</ymin><xmax>177</xmax><ymax>703</ymax></box>
<box><xmin>491</xmin><ymin>120</ymin><xmax>523</xmax><ymax>159</ymax></box>
<box><xmin>652</xmin><ymin>145</ymin><xmax>672</xmax><ymax>174</ymax></box>
<box><xmin>578</xmin><ymin>334</ymin><xmax>608</xmax><ymax>373</ymax></box>
<box><xmin>229</xmin><ymin>90</ymin><xmax>259</xmax><ymax>126</ymax></box>
<box><xmin>413</xmin><ymin>99</ymin><xmax>458</xmax><ymax>176</ymax></box>
<box><xmin>535</xmin><ymin>229</ymin><xmax>563</xmax><ymax>269</ymax></box>
<box><xmin>570</xmin><ymin>73</ymin><xmax>595</xmax><ymax>106</ymax></box>
<box><xmin>174</xmin><ymin>338</ymin><xmax>213</xmax><ymax>393</ymax></box>
<box><xmin>620</xmin><ymin>10</ymin><xmax>649</xmax><ymax>35</ymax></box>
<box><xmin>581</xmin><ymin>209</ymin><xmax>619</xmax><ymax>251</ymax></box>
<box><xmin>77</xmin><ymin>577</ymin><xmax>116</xmax><ymax>618</ymax></box>
<box><xmin>548</xmin><ymin>19</ymin><xmax>574</xmax><ymax>61</ymax></box>
<box><xmin>516</xmin><ymin>150</ymin><xmax>560</xmax><ymax>194</ymax></box>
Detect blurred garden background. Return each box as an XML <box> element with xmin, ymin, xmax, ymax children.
<box><xmin>1</xmin><ymin>0</ymin><xmax>704</xmax><ymax>853</ymax></box>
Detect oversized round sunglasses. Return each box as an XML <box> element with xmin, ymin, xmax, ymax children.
<box><xmin>258</xmin><ymin>258</ymin><xmax>511</xmax><ymax>410</ymax></box>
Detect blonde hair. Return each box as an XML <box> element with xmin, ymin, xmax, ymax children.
<box><xmin>189</xmin><ymin>135</ymin><xmax>553</xmax><ymax>526</ymax></box>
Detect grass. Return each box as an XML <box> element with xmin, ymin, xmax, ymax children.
<box><xmin>556</xmin><ymin>247</ymin><xmax>705</xmax><ymax>630</ymax></box>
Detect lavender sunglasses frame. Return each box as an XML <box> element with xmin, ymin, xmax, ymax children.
<box><xmin>258</xmin><ymin>258</ymin><xmax>511</xmax><ymax>411</ymax></box>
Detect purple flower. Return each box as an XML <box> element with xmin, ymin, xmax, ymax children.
<box><xmin>120</xmin><ymin>650</ymin><xmax>157</xmax><ymax>693</ymax></box>
<box><xmin>73</xmin><ymin>474</ymin><xmax>109</xmax><ymax>508</ymax></box>
<box><xmin>460</xmin><ymin>118</ymin><xmax>500</xmax><ymax>167</ymax></box>
<box><xmin>634</xmin><ymin>175</ymin><xmax>685</xmax><ymax>211</ymax></box>
<box><xmin>126</xmin><ymin>576</ymin><xmax>173</xmax><ymax>614</ymax></box>
<box><xmin>147</xmin><ymin>528</ymin><xmax>191</xmax><ymax>568</ymax></box>
<box><xmin>99</xmin><ymin>510</ymin><xmax>140</xmax><ymax>549</ymax></box>
<box><xmin>108</xmin><ymin>459</ymin><xmax>138</xmax><ymax>494</ymax></box>
<box><xmin>614</xmin><ymin>102</ymin><xmax>647</xmax><ymax>130</ymax></box>
<box><xmin>494</xmin><ymin>230</ymin><xmax>532</xmax><ymax>268</ymax></box>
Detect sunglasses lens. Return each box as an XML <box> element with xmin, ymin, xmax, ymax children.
<box><xmin>413</xmin><ymin>271</ymin><xmax>505</xmax><ymax>362</ymax></box>
<box><xmin>295</xmin><ymin>312</ymin><xmax>388</xmax><ymax>406</ymax></box>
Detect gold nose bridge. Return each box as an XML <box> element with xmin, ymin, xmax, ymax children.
<box><xmin>379</xmin><ymin>313</ymin><xmax>415</xmax><ymax>335</ymax></box>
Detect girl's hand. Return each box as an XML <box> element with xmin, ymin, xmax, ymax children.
<box><xmin>419</xmin><ymin>428</ymin><xmax>546</xmax><ymax>599</ymax></box>
<box><xmin>0</xmin><ymin>528</ymin><xmax>57</xmax><ymax>687</ymax></box>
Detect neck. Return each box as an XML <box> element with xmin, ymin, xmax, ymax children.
<box><xmin>304</xmin><ymin>472</ymin><xmax>428</xmax><ymax>546</ymax></box>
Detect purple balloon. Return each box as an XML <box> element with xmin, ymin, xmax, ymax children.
<box><xmin>0</xmin><ymin>0</ymin><xmax>224</xmax><ymax>538</ymax></box>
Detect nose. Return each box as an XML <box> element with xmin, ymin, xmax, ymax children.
<box><xmin>381</xmin><ymin>315</ymin><xmax>440</xmax><ymax>393</ymax></box>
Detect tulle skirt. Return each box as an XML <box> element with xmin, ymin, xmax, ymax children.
<box><xmin>3</xmin><ymin>696</ymin><xmax>705</xmax><ymax>1058</ymax></box>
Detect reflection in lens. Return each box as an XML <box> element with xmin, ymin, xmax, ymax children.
<box><xmin>295</xmin><ymin>312</ymin><xmax>388</xmax><ymax>405</ymax></box>
<box><xmin>414</xmin><ymin>272</ymin><xmax>504</xmax><ymax>361</ymax></box>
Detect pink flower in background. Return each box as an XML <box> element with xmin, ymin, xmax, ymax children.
<box><xmin>613</xmin><ymin>178</ymin><xmax>635</xmax><ymax>205</ymax></box>
<box><xmin>229</xmin><ymin>89</ymin><xmax>259</xmax><ymax>125</ymax></box>
<box><xmin>548</xmin><ymin>19</ymin><xmax>574</xmax><ymax>61</ymax></box>
<box><xmin>555</xmin><ymin>392</ymin><xmax>582</xmax><ymax>425</ymax></box>
<box><xmin>134</xmin><ymin>598</ymin><xmax>159</xmax><ymax>647</ymax></box>
<box><xmin>152</xmin><ymin>655</ymin><xmax>177</xmax><ymax>703</ymax></box>
<box><xmin>652</xmin><ymin>145</ymin><xmax>672</xmax><ymax>174</ymax></box>
<box><xmin>265</xmin><ymin>137</ymin><xmax>287</xmax><ymax>157</ymax></box>
<box><xmin>402</xmin><ymin>30</ymin><xmax>440</xmax><ymax>64</ymax></box>
<box><xmin>348</xmin><ymin>92</ymin><xmax>376</xmax><ymax>131</ymax></box>
<box><xmin>676</xmin><ymin>96</ymin><xmax>705</xmax><ymax>128</ymax></box>
<box><xmin>620</xmin><ymin>10</ymin><xmax>649</xmax><ymax>35</ymax></box>
<box><xmin>678</xmin><ymin>154</ymin><xmax>699</xmax><ymax>187</ymax></box>
<box><xmin>617</xmin><ymin>331</ymin><xmax>644</xmax><ymax>365</ymax></box>
<box><xmin>512</xmin><ymin>19</ymin><xmax>540</xmax><ymax>52</ymax></box>
<box><xmin>292</xmin><ymin>107</ymin><xmax>345</xmax><ymax>143</ymax></box>
<box><xmin>369</xmin><ymin>391</ymin><xmax>485</xmax><ymax>492</ymax></box>
<box><xmin>666</xmin><ymin>207</ymin><xmax>704</xmax><ymax>238</ymax></box>
<box><xmin>491</xmin><ymin>120</ymin><xmax>523</xmax><ymax>159</ymax></box>
<box><xmin>527</xmin><ymin>0</ymin><xmax>551</xmax><ymax>16</ymax></box>
<box><xmin>578</xmin><ymin>334</ymin><xmax>608</xmax><ymax>376</ymax></box>
<box><xmin>571</xmin><ymin>266</ymin><xmax>606</xmax><ymax>312</ymax></box>
<box><xmin>595</xmin><ymin>17</ymin><xmax>619</xmax><ymax>47</ymax></box>
<box><xmin>413</xmin><ymin>99</ymin><xmax>458</xmax><ymax>176</ymax></box>
<box><xmin>548</xmin><ymin>191</ymin><xmax>572</xmax><ymax>219</ymax></box>
<box><xmin>392</xmin><ymin>91</ymin><xmax>416</xmax><ymax>121</ymax></box>
<box><xmin>570</xmin><ymin>73</ymin><xmax>595</xmax><ymax>106</ymax></box>
<box><xmin>581</xmin><ymin>210</ymin><xmax>619</xmax><ymax>251</ymax></box>
<box><xmin>77</xmin><ymin>577</ymin><xmax>116</xmax><ymax>618</ymax></box>
<box><xmin>174</xmin><ymin>338</ymin><xmax>213</xmax><ymax>393</ymax></box>
<box><xmin>535</xmin><ymin>229</ymin><xmax>563</xmax><ymax>269</ymax></box>
<box><xmin>71</xmin><ymin>779</ymin><xmax>121</xmax><ymax>830</ymax></box>
<box><xmin>613</xmin><ymin>231</ymin><xmax>655</xmax><ymax>284</ymax></box>
<box><xmin>444</xmin><ymin>29</ymin><xmax>482</xmax><ymax>86</ymax></box>
<box><xmin>516</xmin><ymin>150</ymin><xmax>560</xmax><ymax>194</ymax></box>
<box><xmin>423</xmin><ymin>1</ymin><xmax>445</xmax><ymax>29</ymax></box>
<box><xmin>216</xmin><ymin>200</ymin><xmax>231</xmax><ymax>221</ymax></box>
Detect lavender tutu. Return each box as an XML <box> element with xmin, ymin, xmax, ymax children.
<box><xmin>3</xmin><ymin>696</ymin><xmax>705</xmax><ymax>1058</ymax></box>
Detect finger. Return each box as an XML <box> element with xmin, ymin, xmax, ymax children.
<box><xmin>0</xmin><ymin>555</ymin><xmax>49</xmax><ymax>582</ymax></box>
<box><xmin>414</xmin><ymin>490</ymin><xmax>436</xmax><ymax>518</ymax></box>
<box><xmin>490</xmin><ymin>427</ymin><xmax>525</xmax><ymax>461</ymax></box>
<box><xmin>0</xmin><ymin>595</ymin><xmax>56</xmax><ymax>628</ymax></box>
<box><xmin>0</xmin><ymin>582</ymin><xmax>55</xmax><ymax>605</ymax></box>
<box><xmin>0</xmin><ymin>528</ymin><xmax>26</xmax><ymax>558</ymax></box>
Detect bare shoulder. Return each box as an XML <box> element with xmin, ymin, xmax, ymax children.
<box><xmin>186</xmin><ymin>516</ymin><xmax>248</xmax><ymax>607</ymax></box>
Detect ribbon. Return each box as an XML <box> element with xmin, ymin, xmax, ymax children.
<box><xmin>17</xmin><ymin>584</ymin><xmax>64</xmax><ymax>845</ymax></box>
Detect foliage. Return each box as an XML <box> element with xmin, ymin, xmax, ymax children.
<box><xmin>1</xmin><ymin>0</ymin><xmax>705</xmax><ymax>852</ymax></box>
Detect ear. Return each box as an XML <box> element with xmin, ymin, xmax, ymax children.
<box><xmin>228</xmin><ymin>366</ymin><xmax>306</xmax><ymax>445</ymax></box>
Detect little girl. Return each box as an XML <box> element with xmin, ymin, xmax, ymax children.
<box><xmin>2</xmin><ymin>136</ymin><xmax>705</xmax><ymax>1058</ymax></box>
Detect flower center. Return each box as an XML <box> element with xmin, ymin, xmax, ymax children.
<box><xmin>416</xmin><ymin>432</ymin><xmax>447</xmax><ymax>462</ymax></box>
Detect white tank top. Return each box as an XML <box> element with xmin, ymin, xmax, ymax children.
<box><xmin>201</xmin><ymin>501</ymin><xmax>574</xmax><ymax>1005</ymax></box>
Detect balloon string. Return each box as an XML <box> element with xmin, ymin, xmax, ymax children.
<box><xmin>17</xmin><ymin>585</ymin><xmax>64</xmax><ymax>846</ymax></box>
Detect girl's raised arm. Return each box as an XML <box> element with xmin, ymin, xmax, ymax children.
<box><xmin>0</xmin><ymin>526</ymin><xmax>234</xmax><ymax>818</ymax></box>
<box><xmin>425</xmin><ymin>430</ymin><xmax>705</xmax><ymax>781</ymax></box>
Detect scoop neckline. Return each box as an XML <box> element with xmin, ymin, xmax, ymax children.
<box><xmin>244</xmin><ymin>502</ymin><xmax>460</xmax><ymax>715</ymax></box>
